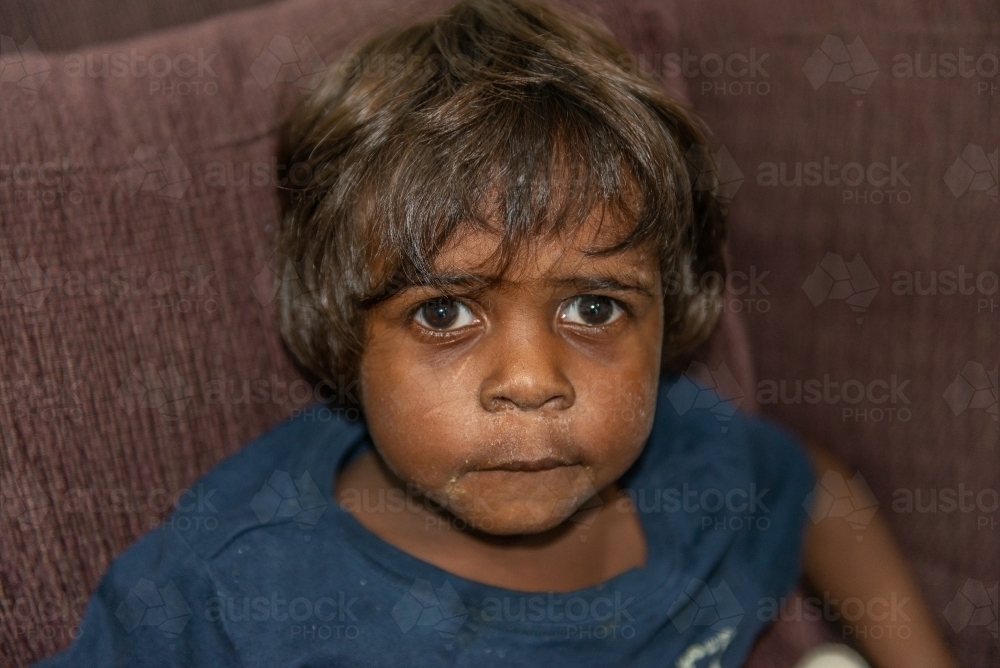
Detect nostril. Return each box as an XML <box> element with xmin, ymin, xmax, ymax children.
<box><xmin>481</xmin><ymin>379</ymin><xmax>574</xmax><ymax>413</ymax></box>
<box><xmin>487</xmin><ymin>396</ymin><xmax>519</xmax><ymax>412</ymax></box>
<box><xmin>504</xmin><ymin>394</ymin><xmax>567</xmax><ymax>411</ymax></box>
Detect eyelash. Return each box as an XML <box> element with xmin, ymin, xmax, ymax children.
<box><xmin>560</xmin><ymin>295</ymin><xmax>631</xmax><ymax>328</ymax></box>
<box><xmin>408</xmin><ymin>294</ymin><xmax>633</xmax><ymax>334</ymax></box>
<box><xmin>409</xmin><ymin>298</ymin><xmax>478</xmax><ymax>335</ymax></box>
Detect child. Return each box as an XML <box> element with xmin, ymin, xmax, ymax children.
<box><xmin>38</xmin><ymin>0</ymin><xmax>956</xmax><ymax>666</ymax></box>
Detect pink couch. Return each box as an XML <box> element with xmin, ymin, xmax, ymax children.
<box><xmin>1</xmin><ymin>0</ymin><xmax>996</xmax><ymax>665</ymax></box>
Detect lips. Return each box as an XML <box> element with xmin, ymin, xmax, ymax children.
<box><xmin>484</xmin><ymin>457</ymin><xmax>574</xmax><ymax>472</ymax></box>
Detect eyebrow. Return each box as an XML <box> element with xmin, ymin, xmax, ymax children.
<box><xmin>400</xmin><ymin>272</ymin><xmax>655</xmax><ymax>296</ymax></box>
<box><xmin>548</xmin><ymin>275</ymin><xmax>654</xmax><ymax>296</ymax></box>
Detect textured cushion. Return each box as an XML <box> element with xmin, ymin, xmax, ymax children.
<box><xmin>669</xmin><ymin>3</ymin><xmax>999</xmax><ymax>665</ymax></box>
<box><xmin>0</xmin><ymin>0</ymin><xmax>274</xmax><ymax>51</ymax></box>
<box><xmin>0</xmin><ymin>0</ymin><xmax>791</xmax><ymax>664</ymax></box>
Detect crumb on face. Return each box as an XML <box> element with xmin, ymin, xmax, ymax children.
<box><xmin>358</xmin><ymin>209</ymin><xmax>664</xmax><ymax>535</ymax></box>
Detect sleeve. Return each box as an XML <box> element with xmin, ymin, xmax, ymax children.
<box><xmin>735</xmin><ymin>414</ymin><xmax>816</xmax><ymax>601</ymax></box>
<box><xmin>33</xmin><ymin>526</ymin><xmax>242</xmax><ymax>668</ymax></box>
<box><xmin>709</xmin><ymin>414</ymin><xmax>817</xmax><ymax>668</ymax></box>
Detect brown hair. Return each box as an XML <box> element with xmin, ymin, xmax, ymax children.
<box><xmin>276</xmin><ymin>0</ymin><xmax>726</xmax><ymax>390</ymax></box>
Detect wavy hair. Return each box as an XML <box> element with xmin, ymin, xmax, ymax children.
<box><xmin>276</xmin><ymin>0</ymin><xmax>727</xmax><ymax>389</ymax></box>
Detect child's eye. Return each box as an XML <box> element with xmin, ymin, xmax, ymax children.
<box><xmin>559</xmin><ymin>295</ymin><xmax>624</xmax><ymax>327</ymax></box>
<box><xmin>413</xmin><ymin>298</ymin><xmax>477</xmax><ymax>331</ymax></box>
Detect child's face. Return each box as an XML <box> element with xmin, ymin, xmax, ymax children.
<box><xmin>359</xmin><ymin>210</ymin><xmax>664</xmax><ymax>535</ymax></box>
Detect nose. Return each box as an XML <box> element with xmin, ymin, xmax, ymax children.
<box><xmin>479</xmin><ymin>325</ymin><xmax>575</xmax><ymax>413</ymax></box>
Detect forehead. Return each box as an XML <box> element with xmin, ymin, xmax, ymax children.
<box><xmin>432</xmin><ymin>208</ymin><xmax>659</xmax><ymax>282</ymax></box>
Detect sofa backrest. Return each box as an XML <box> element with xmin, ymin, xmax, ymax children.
<box><xmin>0</xmin><ymin>1</ymin><xmax>765</xmax><ymax>664</ymax></box>
<box><xmin>670</xmin><ymin>4</ymin><xmax>998</xmax><ymax>665</ymax></box>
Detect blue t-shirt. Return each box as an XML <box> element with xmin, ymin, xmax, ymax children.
<box><xmin>37</xmin><ymin>376</ymin><xmax>814</xmax><ymax>667</ymax></box>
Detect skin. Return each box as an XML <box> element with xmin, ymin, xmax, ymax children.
<box><xmin>802</xmin><ymin>442</ymin><xmax>958</xmax><ymax>668</ymax></box>
<box><xmin>339</xmin><ymin>209</ymin><xmax>656</xmax><ymax>591</ymax></box>
<box><xmin>335</xmin><ymin>208</ymin><xmax>957</xmax><ymax>666</ymax></box>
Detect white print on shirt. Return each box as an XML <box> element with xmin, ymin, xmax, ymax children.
<box><xmin>676</xmin><ymin>626</ymin><xmax>736</xmax><ymax>668</ymax></box>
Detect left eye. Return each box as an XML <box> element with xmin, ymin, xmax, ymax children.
<box><xmin>413</xmin><ymin>298</ymin><xmax>477</xmax><ymax>331</ymax></box>
<box><xmin>559</xmin><ymin>295</ymin><xmax>624</xmax><ymax>326</ymax></box>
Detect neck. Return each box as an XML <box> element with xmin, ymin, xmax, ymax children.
<box><xmin>335</xmin><ymin>448</ymin><xmax>648</xmax><ymax>592</ymax></box>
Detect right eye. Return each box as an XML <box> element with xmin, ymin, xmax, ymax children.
<box><xmin>413</xmin><ymin>298</ymin><xmax>477</xmax><ymax>331</ymax></box>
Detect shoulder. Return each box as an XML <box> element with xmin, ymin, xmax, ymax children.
<box><xmin>165</xmin><ymin>407</ymin><xmax>366</xmax><ymax>560</ymax></box>
<box><xmin>651</xmin><ymin>373</ymin><xmax>813</xmax><ymax>493</ymax></box>
<box><xmin>35</xmin><ymin>409</ymin><xmax>365</xmax><ymax>667</ymax></box>
<box><xmin>641</xmin><ymin>375</ymin><xmax>816</xmax><ymax>650</ymax></box>
<box><xmin>642</xmin><ymin>372</ymin><xmax>815</xmax><ymax>560</ymax></box>
<box><xmin>35</xmin><ymin>522</ymin><xmax>237</xmax><ymax>667</ymax></box>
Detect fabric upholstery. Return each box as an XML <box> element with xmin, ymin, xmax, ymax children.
<box><xmin>6</xmin><ymin>0</ymin><xmax>995</xmax><ymax>665</ymax></box>
<box><xmin>0</xmin><ymin>0</ymin><xmax>274</xmax><ymax>51</ymax></box>
<box><xmin>668</xmin><ymin>3</ymin><xmax>999</xmax><ymax>665</ymax></box>
<box><xmin>0</xmin><ymin>0</ymin><xmax>802</xmax><ymax>664</ymax></box>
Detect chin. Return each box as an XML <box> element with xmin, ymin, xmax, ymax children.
<box><xmin>441</xmin><ymin>466</ymin><xmax>598</xmax><ymax>535</ymax></box>
<box><xmin>455</xmin><ymin>502</ymin><xmax>582</xmax><ymax>536</ymax></box>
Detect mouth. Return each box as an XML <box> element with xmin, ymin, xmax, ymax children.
<box><xmin>483</xmin><ymin>457</ymin><xmax>575</xmax><ymax>472</ymax></box>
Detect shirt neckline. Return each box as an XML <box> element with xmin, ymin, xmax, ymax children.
<box><xmin>313</xmin><ymin>421</ymin><xmax>685</xmax><ymax>627</ymax></box>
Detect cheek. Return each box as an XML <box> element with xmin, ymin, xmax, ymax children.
<box><xmin>359</xmin><ymin>336</ymin><xmax>478</xmax><ymax>485</ymax></box>
<box><xmin>572</xmin><ymin>361</ymin><xmax>659</xmax><ymax>476</ymax></box>
<box><xmin>573</xmin><ymin>310</ymin><xmax>662</xmax><ymax>439</ymax></box>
